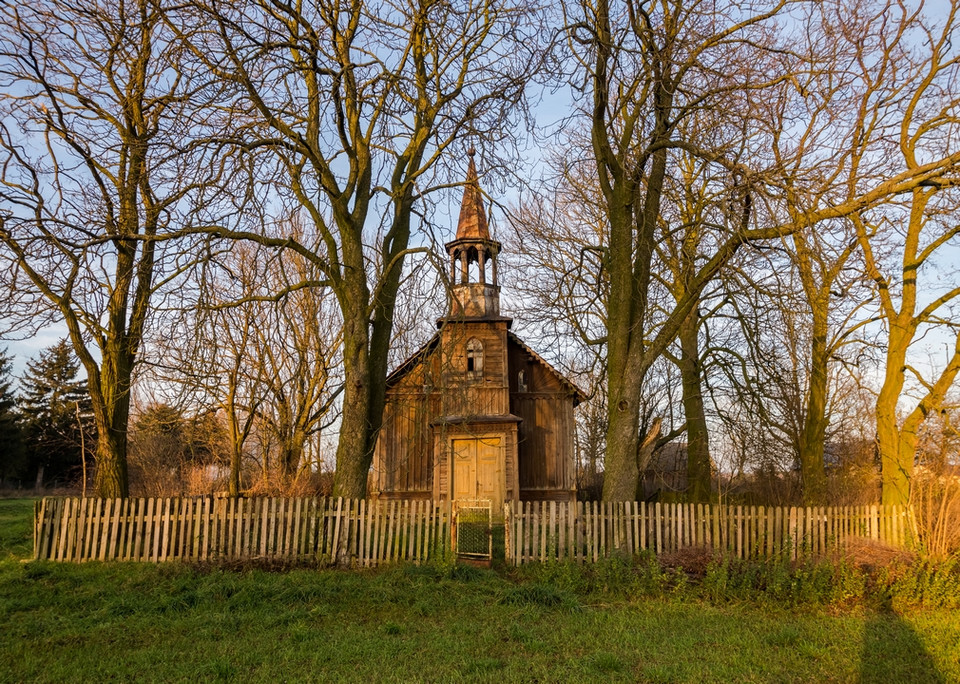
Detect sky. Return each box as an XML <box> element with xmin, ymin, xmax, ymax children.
<box><xmin>2</xmin><ymin>0</ymin><xmax>958</xmax><ymax>419</ymax></box>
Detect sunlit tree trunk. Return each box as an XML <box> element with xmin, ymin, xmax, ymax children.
<box><xmin>678</xmin><ymin>310</ymin><xmax>711</xmax><ymax>502</ymax></box>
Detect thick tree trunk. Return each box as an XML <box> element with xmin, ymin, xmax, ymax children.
<box><xmin>876</xmin><ymin>323</ymin><xmax>911</xmax><ymax>506</ymax></box>
<box><xmin>90</xmin><ymin>349</ymin><xmax>133</xmax><ymax>499</ymax></box>
<box><xmin>332</xmin><ymin>373</ymin><xmax>374</xmax><ymax>498</ymax></box>
<box><xmin>603</xmin><ymin>402</ymin><xmax>642</xmax><ymax>502</ymax></box>
<box><xmin>798</xmin><ymin>304</ymin><xmax>829</xmax><ymax>505</ymax></box>
<box><xmin>679</xmin><ymin>311</ymin><xmax>711</xmax><ymax>502</ymax></box>
<box><xmin>332</xmin><ymin>270</ymin><xmax>377</xmax><ymax>498</ymax></box>
<box><xmin>279</xmin><ymin>435</ymin><xmax>305</xmax><ymax>485</ymax></box>
<box><xmin>93</xmin><ymin>420</ymin><xmax>129</xmax><ymax>498</ymax></box>
<box><xmin>602</xmin><ymin>336</ymin><xmax>648</xmax><ymax>501</ymax></box>
<box><xmin>877</xmin><ymin>329</ymin><xmax>960</xmax><ymax>506</ymax></box>
<box><xmin>229</xmin><ymin>445</ymin><xmax>242</xmax><ymax>498</ymax></box>
<box><xmin>330</xmin><ymin>197</ymin><xmax>410</xmax><ymax>499</ymax></box>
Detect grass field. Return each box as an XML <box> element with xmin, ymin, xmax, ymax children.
<box><xmin>1</xmin><ymin>498</ymin><xmax>958</xmax><ymax>683</ymax></box>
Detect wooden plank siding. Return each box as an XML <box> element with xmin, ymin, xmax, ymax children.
<box><xmin>374</xmin><ymin>393</ymin><xmax>435</xmax><ymax>495</ymax></box>
<box><xmin>512</xmin><ymin>395</ymin><xmax>576</xmax><ymax>495</ymax></box>
<box><xmin>504</xmin><ymin>501</ymin><xmax>917</xmax><ymax>566</ymax></box>
<box><xmin>34</xmin><ymin>497</ymin><xmax>452</xmax><ymax>567</ymax></box>
<box><xmin>509</xmin><ymin>337</ymin><xmax>578</xmax><ymax>500</ymax></box>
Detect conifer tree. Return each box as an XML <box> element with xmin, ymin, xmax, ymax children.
<box><xmin>0</xmin><ymin>348</ymin><xmax>25</xmax><ymax>486</ymax></box>
<box><xmin>19</xmin><ymin>340</ymin><xmax>93</xmax><ymax>488</ymax></box>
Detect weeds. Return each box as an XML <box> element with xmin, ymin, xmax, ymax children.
<box><xmin>499</xmin><ymin>582</ymin><xmax>581</xmax><ymax>611</ymax></box>
<box><xmin>3</xmin><ymin>498</ymin><xmax>960</xmax><ymax>682</ymax></box>
<box><xmin>516</xmin><ymin>545</ymin><xmax>960</xmax><ymax>613</ymax></box>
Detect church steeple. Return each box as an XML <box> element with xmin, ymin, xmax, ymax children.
<box><xmin>455</xmin><ymin>150</ymin><xmax>490</xmax><ymax>241</ymax></box>
<box><xmin>444</xmin><ymin>149</ymin><xmax>502</xmax><ymax>319</ymax></box>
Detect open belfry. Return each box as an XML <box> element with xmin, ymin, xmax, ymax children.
<box><xmin>372</xmin><ymin>151</ymin><xmax>584</xmax><ymax>512</ymax></box>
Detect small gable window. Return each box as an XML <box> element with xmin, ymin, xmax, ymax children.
<box><xmin>466</xmin><ymin>338</ymin><xmax>483</xmax><ymax>379</ymax></box>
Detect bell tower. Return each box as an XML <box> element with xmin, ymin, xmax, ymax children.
<box><xmin>444</xmin><ymin>149</ymin><xmax>501</xmax><ymax>318</ymax></box>
<box><xmin>371</xmin><ymin>148</ymin><xmax>583</xmax><ymax>510</ymax></box>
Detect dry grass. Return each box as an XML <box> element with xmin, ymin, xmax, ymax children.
<box><xmin>657</xmin><ymin>545</ymin><xmax>717</xmax><ymax>577</ymax></box>
<box><xmin>838</xmin><ymin>538</ymin><xmax>917</xmax><ymax>573</ymax></box>
<box><xmin>912</xmin><ymin>469</ymin><xmax>960</xmax><ymax>558</ymax></box>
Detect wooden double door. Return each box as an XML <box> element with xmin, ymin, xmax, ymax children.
<box><xmin>451</xmin><ymin>436</ymin><xmax>503</xmax><ymax>509</ymax></box>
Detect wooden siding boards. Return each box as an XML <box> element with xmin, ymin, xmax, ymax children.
<box><xmin>508</xmin><ymin>336</ymin><xmax>579</xmax><ymax>500</ymax></box>
<box><xmin>374</xmin><ymin>323</ymin><xmax>581</xmax><ymax>504</ymax></box>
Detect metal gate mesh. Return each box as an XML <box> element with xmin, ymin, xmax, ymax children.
<box><xmin>455</xmin><ymin>502</ymin><xmax>492</xmax><ymax>559</ymax></box>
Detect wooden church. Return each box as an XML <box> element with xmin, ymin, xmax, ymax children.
<box><xmin>371</xmin><ymin>152</ymin><xmax>584</xmax><ymax>511</ymax></box>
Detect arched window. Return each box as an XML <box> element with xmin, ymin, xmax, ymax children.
<box><xmin>466</xmin><ymin>338</ymin><xmax>483</xmax><ymax>379</ymax></box>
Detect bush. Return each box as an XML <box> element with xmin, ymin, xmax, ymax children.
<box><xmin>911</xmin><ymin>468</ymin><xmax>960</xmax><ymax>558</ymax></box>
<box><xmin>878</xmin><ymin>556</ymin><xmax>960</xmax><ymax>611</ymax></box>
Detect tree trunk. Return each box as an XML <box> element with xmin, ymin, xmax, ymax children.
<box><xmin>93</xmin><ymin>422</ymin><xmax>129</xmax><ymax>498</ymax></box>
<box><xmin>279</xmin><ymin>436</ymin><xmax>305</xmax><ymax>485</ymax></box>
<box><xmin>679</xmin><ymin>310</ymin><xmax>711</xmax><ymax>502</ymax></box>
<box><xmin>798</xmin><ymin>301</ymin><xmax>829</xmax><ymax>505</ymax></box>
<box><xmin>876</xmin><ymin>323</ymin><xmax>911</xmax><ymax>506</ymax></box>
<box><xmin>602</xmin><ymin>339</ymin><xmax>648</xmax><ymax>501</ymax></box>
<box><xmin>88</xmin><ymin>348</ymin><xmax>133</xmax><ymax>498</ymax></box>
<box><xmin>332</xmin><ymin>274</ymin><xmax>375</xmax><ymax>498</ymax></box>
<box><xmin>330</xmin><ymin>197</ymin><xmax>409</xmax><ymax>499</ymax></box>
<box><xmin>604</xmin><ymin>405</ymin><xmax>641</xmax><ymax>501</ymax></box>
<box><xmin>229</xmin><ymin>445</ymin><xmax>242</xmax><ymax>498</ymax></box>
<box><xmin>877</xmin><ymin>327</ymin><xmax>960</xmax><ymax>506</ymax></box>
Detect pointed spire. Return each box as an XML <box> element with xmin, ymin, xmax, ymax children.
<box><xmin>455</xmin><ymin>148</ymin><xmax>490</xmax><ymax>241</ymax></box>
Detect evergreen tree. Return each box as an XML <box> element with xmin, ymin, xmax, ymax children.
<box><xmin>0</xmin><ymin>349</ymin><xmax>26</xmax><ymax>486</ymax></box>
<box><xmin>19</xmin><ymin>340</ymin><xmax>93</xmax><ymax>487</ymax></box>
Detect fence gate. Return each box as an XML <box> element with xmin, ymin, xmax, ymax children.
<box><xmin>453</xmin><ymin>500</ymin><xmax>492</xmax><ymax>562</ymax></box>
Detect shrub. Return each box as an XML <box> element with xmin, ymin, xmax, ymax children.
<box><xmin>878</xmin><ymin>556</ymin><xmax>960</xmax><ymax>610</ymax></box>
<box><xmin>911</xmin><ymin>467</ymin><xmax>960</xmax><ymax>558</ymax></box>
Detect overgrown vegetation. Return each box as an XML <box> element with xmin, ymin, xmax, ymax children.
<box><xmin>3</xmin><ymin>499</ymin><xmax>959</xmax><ymax>682</ymax></box>
<box><xmin>514</xmin><ymin>549</ymin><xmax>960</xmax><ymax>614</ymax></box>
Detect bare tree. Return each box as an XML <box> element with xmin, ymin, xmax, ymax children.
<box><xmin>151</xmin><ymin>232</ymin><xmax>342</xmax><ymax>496</ymax></box>
<box><xmin>655</xmin><ymin>149</ymin><xmax>748</xmax><ymax>503</ymax></box>
<box><xmin>811</xmin><ymin>0</ymin><xmax>960</xmax><ymax>506</ymax></box>
<box><xmin>557</xmin><ymin>0</ymin><xmax>801</xmax><ymax>501</ymax></box>
<box><xmin>561</xmin><ymin>0</ymin><xmax>960</xmax><ymax>502</ymax></box>
<box><xmin>168</xmin><ymin>0</ymin><xmax>545</xmax><ymax>497</ymax></box>
<box><xmin>157</xmin><ymin>243</ymin><xmax>272</xmax><ymax>498</ymax></box>
<box><xmin>0</xmin><ymin>0</ymin><xmax>227</xmax><ymax>496</ymax></box>
<box><xmin>252</xmin><ymin>243</ymin><xmax>343</xmax><ymax>488</ymax></box>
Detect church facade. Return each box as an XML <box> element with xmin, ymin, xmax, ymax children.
<box><xmin>371</xmin><ymin>153</ymin><xmax>584</xmax><ymax>511</ymax></box>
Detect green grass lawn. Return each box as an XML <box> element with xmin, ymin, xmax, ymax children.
<box><xmin>1</xmin><ymin>498</ymin><xmax>958</xmax><ymax>683</ymax></box>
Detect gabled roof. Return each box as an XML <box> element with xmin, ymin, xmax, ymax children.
<box><xmin>384</xmin><ymin>328</ymin><xmax>587</xmax><ymax>406</ymax></box>
<box><xmin>385</xmin><ymin>332</ymin><xmax>440</xmax><ymax>388</ymax></box>
<box><xmin>507</xmin><ymin>332</ymin><xmax>587</xmax><ymax>405</ymax></box>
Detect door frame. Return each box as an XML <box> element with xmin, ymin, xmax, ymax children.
<box><xmin>448</xmin><ymin>433</ymin><xmax>505</xmax><ymax>510</ymax></box>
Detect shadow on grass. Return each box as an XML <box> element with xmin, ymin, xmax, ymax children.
<box><xmin>860</xmin><ymin>611</ymin><xmax>944</xmax><ymax>684</ymax></box>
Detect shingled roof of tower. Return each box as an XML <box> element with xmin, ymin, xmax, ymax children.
<box><xmin>455</xmin><ymin>148</ymin><xmax>490</xmax><ymax>241</ymax></box>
